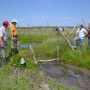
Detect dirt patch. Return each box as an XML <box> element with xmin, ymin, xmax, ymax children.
<box><xmin>38</xmin><ymin>63</ymin><xmax>90</xmax><ymax>90</ymax></box>
<box><xmin>12</xmin><ymin>66</ymin><xmax>75</xmax><ymax>90</ymax></box>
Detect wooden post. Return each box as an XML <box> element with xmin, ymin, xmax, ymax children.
<box><xmin>82</xmin><ymin>19</ymin><xmax>88</xmax><ymax>30</ymax></box>
<box><xmin>29</xmin><ymin>44</ymin><xmax>37</xmax><ymax>63</ymax></box>
<box><xmin>82</xmin><ymin>19</ymin><xmax>86</xmax><ymax>27</ymax></box>
<box><xmin>57</xmin><ymin>27</ymin><xmax>74</xmax><ymax>50</ymax></box>
<box><xmin>38</xmin><ymin>58</ymin><xmax>60</xmax><ymax>63</ymax></box>
<box><xmin>67</xmin><ymin>28</ymin><xmax>75</xmax><ymax>37</ymax></box>
<box><xmin>56</xmin><ymin>46</ymin><xmax>59</xmax><ymax>60</ymax></box>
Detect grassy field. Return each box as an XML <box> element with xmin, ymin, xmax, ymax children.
<box><xmin>0</xmin><ymin>26</ymin><xmax>89</xmax><ymax>90</ymax></box>
<box><xmin>0</xmin><ymin>64</ymin><xmax>76</xmax><ymax>90</ymax></box>
<box><xmin>17</xmin><ymin>26</ymin><xmax>90</xmax><ymax>69</ymax></box>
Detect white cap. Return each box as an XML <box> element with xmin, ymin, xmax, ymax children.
<box><xmin>12</xmin><ymin>19</ymin><xmax>18</xmax><ymax>23</ymax></box>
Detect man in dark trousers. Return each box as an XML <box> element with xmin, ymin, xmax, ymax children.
<box><xmin>10</xmin><ymin>19</ymin><xmax>19</xmax><ymax>54</ymax></box>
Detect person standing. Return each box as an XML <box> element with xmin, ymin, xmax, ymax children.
<box><xmin>87</xmin><ymin>23</ymin><xmax>90</xmax><ymax>48</ymax></box>
<box><xmin>0</xmin><ymin>20</ymin><xmax>9</xmax><ymax>64</ymax></box>
<box><xmin>73</xmin><ymin>24</ymin><xmax>88</xmax><ymax>49</ymax></box>
<box><xmin>10</xmin><ymin>19</ymin><xmax>19</xmax><ymax>54</ymax></box>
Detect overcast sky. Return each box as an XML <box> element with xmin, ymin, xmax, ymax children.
<box><xmin>0</xmin><ymin>0</ymin><xmax>90</xmax><ymax>26</ymax></box>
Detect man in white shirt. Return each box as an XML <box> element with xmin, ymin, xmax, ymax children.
<box><xmin>73</xmin><ymin>24</ymin><xmax>88</xmax><ymax>49</ymax></box>
<box><xmin>0</xmin><ymin>20</ymin><xmax>9</xmax><ymax>64</ymax></box>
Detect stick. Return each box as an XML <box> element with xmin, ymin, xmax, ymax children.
<box><xmin>29</xmin><ymin>44</ymin><xmax>37</xmax><ymax>63</ymax></box>
<box><xmin>82</xmin><ymin>19</ymin><xmax>88</xmax><ymax>30</ymax></box>
<box><xmin>38</xmin><ymin>58</ymin><xmax>60</xmax><ymax>63</ymax></box>
<box><xmin>57</xmin><ymin>27</ymin><xmax>74</xmax><ymax>50</ymax></box>
<box><xmin>67</xmin><ymin>28</ymin><xmax>75</xmax><ymax>37</ymax></box>
<box><xmin>56</xmin><ymin>46</ymin><xmax>59</xmax><ymax>60</ymax></box>
<box><xmin>82</xmin><ymin>19</ymin><xmax>86</xmax><ymax>27</ymax></box>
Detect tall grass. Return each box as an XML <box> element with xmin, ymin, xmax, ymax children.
<box><xmin>0</xmin><ymin>64</ymin><xmax>76</xmax><ymax>90</ymax></box>
<box><xmin>16</xmin><ymin>27</ymin><xmax>90</xmax><ymax>69</ymax></box>
<box><xmin>18</xmin><ymin>34</ymin><xmax>51</xmax><ymax>43</ymax></box>
<box><xmin>0</xmin><ymin>65</ymin><xmax>34</xmax><ymax>90</ymax></box>
<box><xmin>0</xmin><ymin>27</ymin><xmax>80</xmax><ymax>90</ymax></box>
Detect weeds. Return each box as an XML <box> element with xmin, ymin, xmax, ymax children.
<box><xmin>0</xmin><ymin>27</ymin><xmax>89</xmax><ymax>90</ymax></box>
<box><xmin>17</xmin><ymin>27</ymin><xmax>90</xmax><ymax>69</ymax></box>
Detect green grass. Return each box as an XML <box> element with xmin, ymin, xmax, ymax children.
<box><xmin>1</xmin><ymin>26</ymin><xmax>89</xmax><ymax>90</ymax></box>
<box><xmin>18</xmin><ymin>34</ymin><xmax>50</xmax><ymax>43</ymax></box>
<box><xmin>0</xmin><ymin>64</ymin><xmax>76</xmax><ymax>90</ymax></box>
<box><xmin>0</xmin><ymin>65</ymin><xmax>35</xmax><ymax>90</ymax></box>
<box><xmin>15</xmin><ymin>27</ymin><xmax>90</xmax><ymax>69</ymax></box>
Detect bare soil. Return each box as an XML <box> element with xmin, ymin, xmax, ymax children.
<box><xmin>38</xmin><ymin>63</ymin><xmax>90</xmax><ymax>90</ymax></box>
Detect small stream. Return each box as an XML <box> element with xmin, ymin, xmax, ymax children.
<box><xmin>19</xmin><ymin>43</ymin><xmax>38</xmax><ymax>49</ymax></box>
<box><xmin>38</xmin><ymin>63</ymin><xmax>90</xmax><ymax>90</ymax></box>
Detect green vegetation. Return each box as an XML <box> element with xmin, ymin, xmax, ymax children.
<box><xmin>19</xmin><ymin>34</ymin><xmax>50</xmax><ymax>43</ymax></box>
<box><xmin>0</xmin><ymin>64</ymin><xmax>76</xmax><ymax>90</ymax></box>
<box><xmin>0</xmin><ymin>65</ymin><xmax>34</xmax><ymax>90</ymax></box>
<box><xmin>1</xmin><ymin>26</ymin><xmax>89</xmax><ymax>90</ymax></box>
<box><xmin>17</xmin><ymin>27</ymin><xmax>90</xmax><ymax>69</ymax></box>
<box><xmin>9</xmin><ymin>26</ymin><xmax>90</xmax><ymax>69</ymax></box>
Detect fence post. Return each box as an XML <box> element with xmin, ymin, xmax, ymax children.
<box><xmin>56</xmin><ymin>46</ymin><xmax>59</xmax><ymax>60</ymax></box>
<box><xmin>29</xmin><ymin>44</ymin><xmax>37</xmax><ymax>63</ymax></box>
<box><xmin>57</xmin><ymin>27</ymin><xmax>74</xmax><ymax>50</ymax></box>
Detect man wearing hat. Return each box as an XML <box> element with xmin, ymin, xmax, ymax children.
<box><xmin>0</xmin><ymin>20</ymin><xmax>9</xmax><ymax>64</ymax></box>
<box><xmin>10</xmin><ymin>19</ymin><xmax>19</xmax><ymax>54</ymax></box>
<box><xmin>73</xmin><ymin>24</ymin><xmax>88</xmax><ymax>49</ymax></box>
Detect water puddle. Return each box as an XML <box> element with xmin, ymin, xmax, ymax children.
<box><xmin>38</xmin><ymin>63</ymin><xmax>90</xmax><ymax>90</ymax></box>
<box><xmin>20</xmin><ymin>43</ymin><xmax>38</xmax><ymax>49</ymax></box>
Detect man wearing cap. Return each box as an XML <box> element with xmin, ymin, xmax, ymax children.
<box><xmin>73</xmin><ymin>24</ymin><xmax>88</xmax><ymax>49</ymax></box>
<box><xmin>10</xmin><ymin>19</ymin><xmax>19</xmax><ymax>53</ymax></box>
<box><xmin>0</xmin><ymin>20</ymin><xmax>9</xmax><ymax>64</ymax></box>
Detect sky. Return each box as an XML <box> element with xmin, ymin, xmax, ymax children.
<box><xmin>0</xmin><ymin>0</ymin><xmax>90</xmax><ymax>27</ymax></box>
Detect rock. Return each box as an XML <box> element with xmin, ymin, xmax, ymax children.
<box><xmin>20</xmin><ymin>57</ymin><xmax>25</xmax><ymax>64</ymax></box>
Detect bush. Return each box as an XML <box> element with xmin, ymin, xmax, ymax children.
<box><xmin>26</xmin><ymin>60</ymin><xmax>37</xmax><ymax>70</ymax></box>
<box><xmin>9</xmin><ymin>53</ymin><xmax>37</xmax><ymax>70</ymax></box>
<box><xmin>9</xmin><ymin>54</ymin><xmax>21</xmax><ymax>67</ymax></box>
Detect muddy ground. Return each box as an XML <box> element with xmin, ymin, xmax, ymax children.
<box><xmin>38</xmin><ymin>63</ymin><xmax>90</xmax><ymax>90</ymax></box>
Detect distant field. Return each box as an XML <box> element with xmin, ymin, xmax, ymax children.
<box><xmin>17</xmin><ymin>26</ymin><xmax>77</xmax><ymax>35</ymax></box>
<box><xmin>16</xmin><ymin>26</ymin><xmax>77</xmax><ymax>44</ymax></box>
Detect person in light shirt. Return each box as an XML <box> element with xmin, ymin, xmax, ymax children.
<box><xmin>0</xmin><ymin>20</ymin><xmax>9</xmax><ymax>64</ymax></box>
<box><xmin>73</xmin><ymin>24</ymin><xmax>88</xmax><ymax>49</ymax></box>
